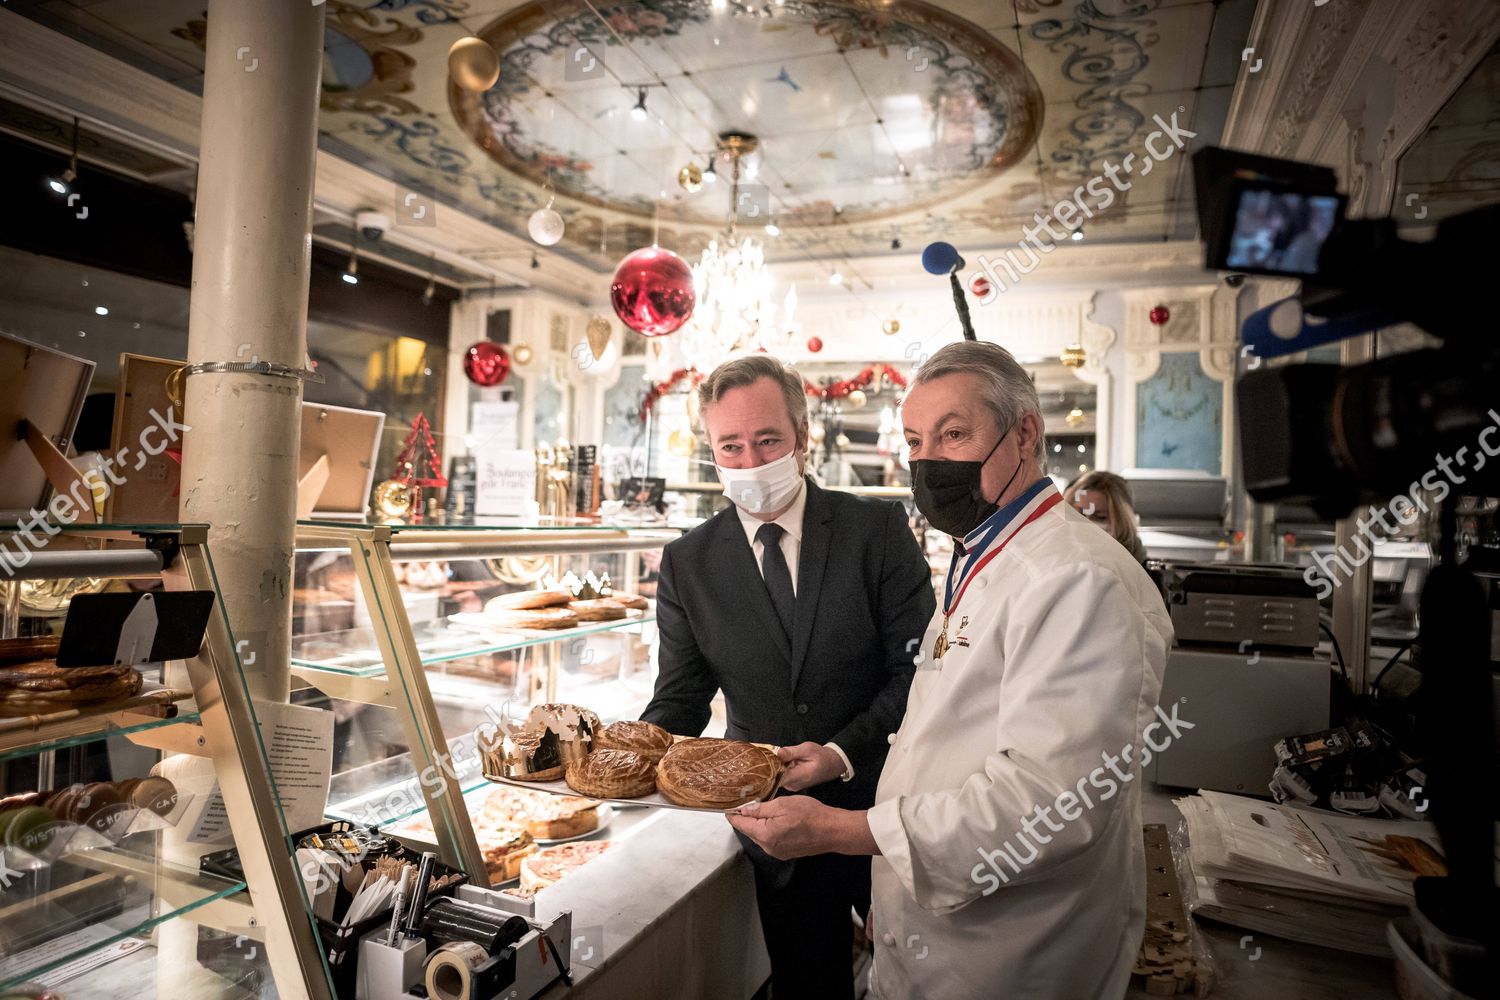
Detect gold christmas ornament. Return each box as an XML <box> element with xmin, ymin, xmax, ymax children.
<box><xmin>586</xmin><ymin>315</ymin><xmax>612</xmax><ymax>362</ymax></box>
<box><xmin>809</xmin><ymin>424</ymin><xmax>826</xmax><ymax>445</ymax></box>
<box><xmin>1065</xmin><ymin>407</ymin><xmax>1086</xmax><ymax>428</ymax></box>
<box><xmin>677</xmin><ymin>162</ymin><xmax>704</xmax><ymax>193</ymax></box>
<box><xmin>667</xmin><ymin>428</ymin><xmax>698</xmax><ymax>457</ymax></box>
<box><xmin>448</xmin><ymin>36</ymin><xmax>500</xmax><ymax>92</ymax></box>
<box><xmin>882</xmin><ymin>318</ymin><xmax>901</xmax><ymax>336</ymax></box>
<box><xmin>512</xmin><ymin>343</ymin><xmax>534</xmax><ymax>365</ymax></box>
<box><xmin>845</xmin><ymin>389</ymin><xmax>868</xmax><ymax>410</ymax></box>
<box><xmin>835</xmin><ymin>433</ymin><xmax>852</xmax><ymax>449</ymax></box>
<box><xmin>373</xmin><ymin>478</ymin><xmax>414</xmax><ymax>520</ymax></box>
<box><xmin>1060</xmin><ymin>343</ymin><xmax>1086</xmax><ymax>368</ymax></box>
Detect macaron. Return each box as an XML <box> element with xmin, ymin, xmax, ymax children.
<box><xmin>75</xmin><ymin>782</ymin><xmax>127</xmax><ymax>834</ymax></box>
<box><xmin>128</xmin><ymin>776</ymin><xmax>179</xmax><ymax>817</ymax></box>
<box><xmin>3</xmin><ymin>805</ymin><xmax>57</xmax><ymax>852</ymax></box>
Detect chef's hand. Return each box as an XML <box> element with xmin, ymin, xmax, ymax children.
<box><xmin>727</xmin><ymin>795</ymin><xmax>836</xmax><ymax>860</ymax></box>
<box><xmin>775</xmin><ymin>742</ymin><xmax>844</xmax><ymax>791</ymax></box>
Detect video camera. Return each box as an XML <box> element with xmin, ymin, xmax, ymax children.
<box><xmin>1193</xmin><ymin>146</ymin><xmax>1499</xmax><ymax>520</ymax></box>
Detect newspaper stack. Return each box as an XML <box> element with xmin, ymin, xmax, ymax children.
<box><xmin>1174</xmin><ymin>790</ymin><xmax>1446</xmax><ymax>955</ymax></box>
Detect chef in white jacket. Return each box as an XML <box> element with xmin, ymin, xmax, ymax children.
<box><xmin>731</xmin><ymin>341</ymin><xmax>1174</xmax><ymax>999</ymax></box>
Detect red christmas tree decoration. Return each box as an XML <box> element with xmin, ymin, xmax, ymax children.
<box><xmin>392</xmin><ymin>413</ymin><xmax>448</xmax><ymax>488</ymax></box>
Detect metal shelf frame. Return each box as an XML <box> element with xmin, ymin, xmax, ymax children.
<box><xmin>1</xmin><ymin>526</ymin><xmax>335</xmax><ymax>1000</ymax></box>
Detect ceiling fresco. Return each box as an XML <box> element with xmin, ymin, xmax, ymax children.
<box><xmin>10</xmin><ymin>0</ymin><xmax>1250</xmax><ymax>272</ymax></box>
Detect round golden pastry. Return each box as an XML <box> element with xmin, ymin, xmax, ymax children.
<box><xmin>0</xmin><ymin>636</ymin><xmax>61</xmax><ymax>665</ymax></box>
<box><xmin>484</xmin><ymin>605</ymin><xmax>580</xmax><ymax>631</ymax></box>
<box><xmin>595</xmin><ymin>720</ymin><xmax>673</xmax><ymax>764</ymax></box>
<box><xmin>0</xmin><ymin>662</ymin><xmax>144</xmax><ymax>718</ymax></box>
<box><xmin>486</xmin><ymin>589</ymin><xmax>574</xmax><ymax>611</ymax></box>
<box><xmin>566</xmin><ymin>599</ymin><xmax>628</xmax><ymax>622</ymax></box>
<box><xmin>657</xmin><ymin>738</ymin><xmax>782</xmax><ymax>810</ymax></box>
<box><xmin>605</xmin><ymin>593</ymin><xmax>649</xmax><ymax>611</ymax></box>
<box><xmin>564</xmin><ymin>749</ymin><xmax>656</xmax><ymax>799</ymax></box>
<box><xmin>484</xmin><ymin>605</ymin><xmax>580</xmax><ymax>630</ymax></box>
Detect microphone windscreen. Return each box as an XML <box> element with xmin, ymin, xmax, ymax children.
<box><xmin>921</xmin><ymin>241</ymin><xmax>962</xmax><ymax>275</ymax></box>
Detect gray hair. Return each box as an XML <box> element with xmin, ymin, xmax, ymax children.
<box><xmin>697</xmin><ymin>354</ymin><xmax>809</xmax><ymax>432</ymax></box>
<box><xmin>911</xmin><ymin>341</ymin><xmax>1047</xmax><ymax>474</ymax></box>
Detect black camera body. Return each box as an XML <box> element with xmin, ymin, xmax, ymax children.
<box><xmin>1193</xmin><ymin>146</ymin><xmax>1500</xmax><ymax>519</ymax></box>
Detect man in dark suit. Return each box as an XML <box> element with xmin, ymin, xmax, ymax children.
<box><xmin>641</xmin><ymin>354</ymin><xmax>935</xmax><ymax>1000</ymax></box>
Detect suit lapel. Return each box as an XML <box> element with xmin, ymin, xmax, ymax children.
<box><xmin>715</xmin><ymin>504</ymin><xmax>793</xmax><ymax>663</ymax></box>
<box><xmin>789</xmin><ymin>480</ymin><xmax>832</xmax><ymax>691</ymax></box>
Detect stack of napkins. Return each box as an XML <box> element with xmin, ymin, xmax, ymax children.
<box><xmin>1174</xmin><ymin>790</ymin><xmax>1447</xmax><ymax>955</ymax></box>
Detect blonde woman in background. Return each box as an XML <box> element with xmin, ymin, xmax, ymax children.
<box><xmin>1066</xmin><ymin>470</ymin><xmax>1149</xmax><ymax>565</ymax></box>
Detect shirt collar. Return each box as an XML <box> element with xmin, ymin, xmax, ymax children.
<box><xmin>738</xmin><ymin>476</ymin><xmax>808</xmax><ymax>546</ymax></box>
<box><xmin>961</xmin><ymin>476</ymin><xmax>1054</xmax><ymax>550</ymax></box>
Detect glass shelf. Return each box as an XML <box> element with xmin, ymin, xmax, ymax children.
<box><xmin>297</xmin><ymin>516</ymin><xmax>632</xmax><ymax>533</ymax></box>
<box><xmin>290</xmin><ymin>613</ymin><xmax>655</xmax><ymax>677</ymax></box>
<box><xmin>0</xmin><ymin>843</ymin><xmax>247</xmax><ymax>990</ymax></box>
<box><xmin>0</xmin><ymin>704</ymin><xmax>200</xmax><ymax>763</ymax></box>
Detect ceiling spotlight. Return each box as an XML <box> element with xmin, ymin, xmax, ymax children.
<box><xmin>1070</xmin><ymin>226</ymin><xmax>1084</xmax><ymax>241</ymax></box>
<box><xmin>703</xmin><ymin>157</ymin><xmax>718</xmax><ymax>184</ymax></box>
<box><xmin>94</xmin><ymin>306</ymin><xmax>108</xmax><ymax>316</ymax></box>
<box><xmin>829</xmin><ymin>271</ymin><xmax>844</xmax><ymax>286</ymax></box>
<box><xmin>530</xmin><ymin>252</ymin><xmax>540</xmax><ymax>270</ymax></box>
<box><xmin>48</xmin><ymin>117</ymin><xmax>81</xmax><ymax>196</ymax></box>
<box><xmin>764</xmin><ymin>221</ymin><xmax>780</xmax><ymax>236</ymax></box>
<box><xmin>630</xmin><ymin>87</ymin><xmax>649</xmax><ymax>122</ymax></box>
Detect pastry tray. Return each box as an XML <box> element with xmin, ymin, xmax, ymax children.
<box><xmin>481</xmin><ymin>769</ymin><xmax>785</xmax><ymax>815</ymax></box>
<box><xmin>447</xmin><ymin>609</ymin><xmax>644</xmax><ymax>638</ymax></box>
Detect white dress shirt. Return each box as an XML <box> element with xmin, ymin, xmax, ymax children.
<box><xmin>734</xmin><ymin>478</ymin><xmax>854</xmax><ymax>782</ymax></box>
<box><xmin>865</xmin><ymin>484</ymin><xmax>1173</xmax><ymax>999</ymax></box>
<box><xmin>737</xmin><ymin>477</ymin><xmax>807</xmax><ymax>595</ymax></box>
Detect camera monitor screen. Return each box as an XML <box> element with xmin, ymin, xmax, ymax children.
<box><xmin>1224</xmin><ymin>188</ymin><xmax>1343</xmax><ymax>276</ymax></box>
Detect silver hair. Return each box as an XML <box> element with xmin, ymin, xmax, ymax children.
<box><xmin>910</xmin><ymin>341</ymin><xmax>1048</xmax><ymax>474</ymax></box>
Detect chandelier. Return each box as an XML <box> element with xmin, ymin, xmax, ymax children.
<box><xmin>679</xmin><ymin>132</ymin><xmax>798</xmax><ymax>370</ymax></box>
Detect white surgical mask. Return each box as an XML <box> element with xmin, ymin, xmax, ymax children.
<box><xmin>715</xmin><ymin>451</ymin><xmax>803</xmax><ymax>515</ymax></box>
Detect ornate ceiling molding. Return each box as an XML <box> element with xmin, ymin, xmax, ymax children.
<box><xmin>1220</xmin><ymin>0</ymin><xmax>1500</xmax><ymax>217</ymax></box>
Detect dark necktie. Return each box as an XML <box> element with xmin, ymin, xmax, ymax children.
<box><xmin>755</xmin><ymin>522</ymin><xmax>796</xmax><ymax>642</ymax></box>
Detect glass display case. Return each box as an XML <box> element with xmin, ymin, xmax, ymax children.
<box><xmin>288</xmin><ymin>520</ymin><xmax>677</xmax><ymax>888</ymax></box>
<box><xmin>0</xmin><ymin>524</ymin><xmax>337</xmax><ymax>1000</ymax></box>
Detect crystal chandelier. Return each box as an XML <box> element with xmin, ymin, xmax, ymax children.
<box><xmin>679</xmin><ymin>132</ymin><xmax>798</xmax><ymax>370</ymax></box>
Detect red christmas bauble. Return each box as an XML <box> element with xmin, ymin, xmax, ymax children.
<box><xmin>464</xmin><ymin>341</ymin><xmax>511</xmax><ymax>386</ymax></box>
<box><xmin>610</xmin><ymin>247</ymin><xmax>696</xmax><ymax>337</ymax></box>
<box><xmin>971</xmin><ymin>275</ymin><xmax>992</xmax><ymax>298</ymax></box>
<box><xmin>806</xmin><ymin>336</ymin><xmax>824</xmax><ymax>353</ymax></box>
<box><xmin>1149</xmin><ymin>304</ymin><xmax>1170</xmax><ymax>326</ymax></box>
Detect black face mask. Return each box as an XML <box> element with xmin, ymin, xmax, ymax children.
<box><xmin>912</xmin><ymin>427</ymin><xmax>1025</xmax><ymax>538</ymax></box>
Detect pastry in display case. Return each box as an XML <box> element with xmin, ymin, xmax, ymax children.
<box><xmin>0</xmin><ymin>525</ymin><xmax>337</xmax><ymax>1000</ymax></box>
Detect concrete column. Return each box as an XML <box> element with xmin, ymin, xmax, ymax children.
<box><xmin>180</xmin><ymin>0</ymin><xmax>326</xmax><ymax>702</ymax></box>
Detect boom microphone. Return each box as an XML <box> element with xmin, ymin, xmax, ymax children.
<box><xmin>920</xmin><ymin>241</ymin><xmax>977</xmax><ymax>341</ymax></box>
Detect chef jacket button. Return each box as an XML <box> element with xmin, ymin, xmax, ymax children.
<box><xmin>796</xmin><ymin>703</ymin><xmax>808</xmax><ymax>715</ymax></box>
<box><xmin>880</xmin><ymin>932</ymin><xmax>896</xmax><ymax>947</ymax></box>
<box><xmin>887</xmin><ymin>733</ymin><xmax>897</xmax><ymax>746</ymax></box>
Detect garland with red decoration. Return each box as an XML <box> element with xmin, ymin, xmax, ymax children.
<box><xmin>804</xmin><ymin>364</ymin><xmax>908</xmax><ymax>400</ymax></box>
<box><xmin>638</xmin><ymin>364</ymin><xmax>909</xmax><ymax>422</ymax></box>
<box><xmin>637</xmin><ymin>368</ymin><xmax>706</xmax><ymax>423</ymax></box>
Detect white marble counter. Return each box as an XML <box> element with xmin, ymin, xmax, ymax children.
<box><xmin>532</xmin><ymin>807</ymin><xmax>769</xmax><ymax>1000</ymax></box>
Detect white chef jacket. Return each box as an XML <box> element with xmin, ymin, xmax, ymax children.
<box><xmin>866</xmin><ymin>480</ymin><xmax>1173</xmax><ymax>1000</ymax></box>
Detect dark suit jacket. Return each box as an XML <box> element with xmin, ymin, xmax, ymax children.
<box><xmin>642</xmin><ymin>478</ymin><xmax>935</xmax><ymax>822</ymax></box>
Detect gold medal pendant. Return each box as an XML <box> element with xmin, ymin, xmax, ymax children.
<box><xmin>933</xmin><ymin>615</ymin><xmax>951</xmax><ymax>660</ymax></box>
